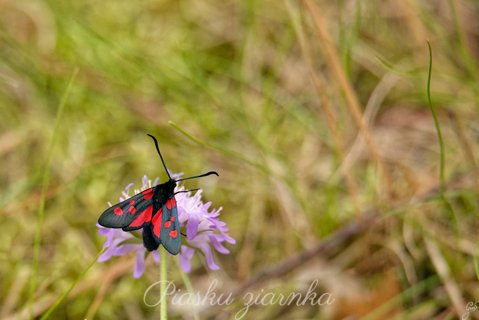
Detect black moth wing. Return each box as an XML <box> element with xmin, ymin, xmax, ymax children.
<box><xmin>98</xmin><ymin>186</ymin><xmax>156</xmax><ymax>230</ymax></box>
<box><xmin>159</xmin><ymin>196</ymin><xmax>181</xmax><ymax>255</ymax></box>
<box><xmin>147</xmin><ymin>179</ymin><xmax>180</xmax><ymax>253</ymax></box>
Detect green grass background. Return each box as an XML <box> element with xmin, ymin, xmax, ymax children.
<box><xmin>1</xmin><ymin>0</ymin><xmax>479</xmax><ymax>319</ymax></box>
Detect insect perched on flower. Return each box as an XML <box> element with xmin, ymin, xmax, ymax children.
<box><xmin>98</xmin><ymin>134</ymin><xmax>218</xmax><ymax>254</ymax></box>
<box><xmin>97</xmin><ymin>173</ymin><xmax>236</xmax><ymax>278</ymax></box>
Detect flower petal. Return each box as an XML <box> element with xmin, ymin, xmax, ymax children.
<box><xmin>97</xmin><ymin>227</ymin><xmax>111</xmax><ymax>236</ymax></box>
<box><xmin>186</xmin><ymin>216</ymin><xmax>200</xmax><ymax>240</ymax></box>
<box><xmin>113</xmin><ymin>244</ymin><xmax>140</xmax><ymax>256</ymax></box>
<box><xmin>210</xmin><ymin>236</ymin><xmax>230</xmax><ymax>254</ymax></box>
<box><xmin>179</xmin><ymin>246</ymin><xmax>195</xmax><ymax>273</ymax></box>
<box><xmin>199</xmin><ymin>244</ymin><xmax>220</xmax><ymax>270</ymax></box>
<box><xmin>98</xmin><ymin>249</ymin><xmax>113</xmax><ymax>262</ymax></box>
<box><xmin>133</xmin><ymin>250</ymin><xmax>146</xmax><ymax>278</ymax></box>
<box><xmin>152</xmin><ymin>251</ymin><xmax>160</xmax><ymax>264</ymax></box>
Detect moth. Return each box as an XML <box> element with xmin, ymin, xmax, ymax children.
<box><xmin>98</xmin><ymin>134</ymin><xmax>218</xmax><ymax>254</ymax></box>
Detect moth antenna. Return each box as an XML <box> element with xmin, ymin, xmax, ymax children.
<box><xmin>175</xmin><ymin>171</ymin><xmax>219</xmax><ymax>182</ymax></box>
<box><xmin>147</xmin><ymin>134</ymin><xmax>172</xmax><ymax>179</ymax></box>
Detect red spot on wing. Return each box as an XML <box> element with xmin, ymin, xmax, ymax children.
<box><xmin>164</xmin><ymin>221</ymin><xmax>171</xmax><ymax>228</ymax></box>
<box><xmin>129</xmin><ymin>199</ymin><xmax>135</xmax><ymax>205</ymax></box>
<box><xmin>142</xmin><ymin>189</ymin><xmax>153</xmax><ymax>200</ymax></box>
<box><xmin>166</xmin><ymin>198</ymin><xmax>172</xmax><ymax>210</ymax></box>
<box><xmin>128</xmin><ymin>206</ymin><xmax>136</xmax><ymax>214</ymax></box>
<box><xmin>152</xmin><ymin>208</ymin><xmax>163</xmax><ymax>237</ymax></box>
<box><xmin>171</xmin><ymin>215</ymin><xmax>175</xmax><ymax>222</ymax></box>
<box><xmin>113</xmin><ymin>207</ymin><xmax>123</xmax><ymax>215</ymax></box>
<box><xmin>171</xmin><ymin>197</ymin><xmax>177</xmax><ymax>207</ymax></box>
<box><xmin>144</xmin><ymin>205</ymin><xmax>153</xmax><ymax>222</ymax></box>
<box><xmin>169</xmin><ymin>230</ymin><xmax>178</xmax><ymax>238</ymax></box>
<box><xmin>129</xmin><ymin>205</ymin><xmax>153</xmax><ymax>227</ymax></box>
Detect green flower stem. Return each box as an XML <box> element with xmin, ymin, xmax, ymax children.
<box><xmin>178</xmin><ymin>261</ymin><xmax>200</xmax><ymax>320</ymax></box>
<box><xmin>160</xmin><ymin>247</ymin><xmax>168</xmax><ymax>320</ymax></box>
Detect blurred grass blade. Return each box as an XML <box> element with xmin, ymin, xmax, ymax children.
<box><xmin>168</xmin><ymin>121</ymin><xmax>268</xmax><ymax>174</ymax></box>
<box><xmin>40</xmin><ymin>249</ymin><xmax>105</xmax><ymax>320</ymax></box>
<box><xmin>362</xmin><ymin>275</ymin><xmax>439</xmax><ymax>320</ymax></box>
<box><xmin>474</xmin><ymin>256</ymin><xmax>479</xmax><ymax>282</ymax></box>
<box><xmin>426</xmin><ymin>42</ymin><xmax>457</xmax><ymax>229</ymax></box>
<box><xmin>28</xmin><ymin>68</ymin><xmax>78</xmax><ymax>316</ymax></box>
<box><xmin>426</xmin><ymin>42</ymin><xmax>445</xmax><ymax>189</ymax></box>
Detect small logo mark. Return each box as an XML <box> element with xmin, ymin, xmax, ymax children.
<box><xmin>462</xmin><ymin>301</ymin><xmax>478</xmax><ymax>320</ymax></box>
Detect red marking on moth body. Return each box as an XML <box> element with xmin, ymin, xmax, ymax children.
<box><xmin>142</xmin><ymin>189</ymin><xmax>153</xmax><ymax>200</ymax></box>
<box><xmin>152</xmin><ymin>208</ymin><xmax>163</xmax><ymax>237</ymax></box>
<box><xmin>129</xmin><ymin>205</ymin><xmax>153</xmax><ymax>227</ymax></box>
<box><xmin>128</xmin><ymin>206</ymin><xmax>136</xmax><ymax>214</ymax></box>
<box><xmin>169</xmin><ymin>230</ymin><xmax>178</xmax><ymax>238</ymax></box>
<box><xmin>114</xmin><ymin>207</ymin><xmax>123</xmax><ymax>215</ymax></box>
<box><xmin>129</xmin><ymin>199</ymin><xmax>135</xmax><ymax>205</ymax></box>
<box><xmin>164</xmin><ymin>221</ymin><xmax>171</xmax><ymax>228</ymax></box>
